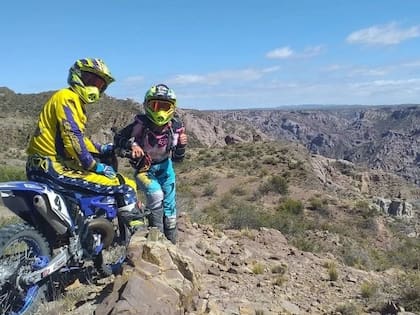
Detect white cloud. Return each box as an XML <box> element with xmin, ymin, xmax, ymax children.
<box><xmin>348</xmin><ymin>67</ymin><xmax>389</xmax><ymax>77</ymax></box>
<box><xmin>167</xmin><ymin>66</ymin><xmax>281</xmax><ymax>86</ymax></box>
<box><xmin>116</xmin><ymin>59</ymin><xmax>420</xmax><ymax>109</ymax></box>
<box><xmin>401</xmin><ymin>60</ymin><xmax>420</xmax><ymax>68</ymax></box>
<box><xmin>323</xmin><ymin>62</ymin><xmax>405</xmax><ymax>78</ymax></box>
<box><xmin>266</xmin><ymin>45</ymin><xmax>323</xmax><ymax>59</ymax></box>
<box><xmin>169</xmin><ymin>74</ymin><xmax>207</xmax><ymax>85</ymax></box>
<box><xmin>261</xmin><ymin>66</ymin><xmax>281</xmax><ymax>73</ymax></box>
<box><xmin>301</xmin><ymin>45</ymin><xmax>324</xmax><ymax>57</ymax></box>
<box><xmin>351</xmin><ymin>78</ymin><xmax>420</xmax><ymax>89</ymax></box>
<box><xmin>177</xmin><ymin>75</ymin><xmax>420</xmax><ymax>109</ymax></box>
<box><xmin>346</xmin><ymin>22</ymin><xmax>420</xmax><ymax>45</ymax></box>
<box><xmin>266</xmin><ymin>46</ymin><xmax>294</xmax><ymax>59</ymax></box>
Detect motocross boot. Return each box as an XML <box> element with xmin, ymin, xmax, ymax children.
<box><xmin>164</xmin><ymin>215</ymin><xmax>177</xmax><ymax>244</ymax></box>
<box><xmin>118</xmin><ymin>202</ymin><xmax>148</xmax><ymax>229</ymax></box>
<box><xmin>164</xmin><ymin>227</ymin><xmax>177</xmax><ymax>244</ymax></box>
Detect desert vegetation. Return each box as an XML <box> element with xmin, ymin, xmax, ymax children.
<box><xmin>173</xmin><ymin>141</ymin><xmax>420</xmax><ymax>312</ymax></box>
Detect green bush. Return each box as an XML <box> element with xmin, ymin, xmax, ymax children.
<box><xmin>353</xmin><ymin>200</ymin><xmax>377</xmax><ymax>218</ymax></box>
<box><xmin>327</xmin><ymin>262</ymin><xmax>338</xmax><ymax>281</ymax></box>
<box><xmin>291</xmin><ymin>235</ymin><xmax>323</xmax><ymax>253</ymax></box>
<box><xmin>229</xmin><ymin>186</ymin><xmax>247</xmax><ymax>196</ymax></box>
<box><xmin>308</xmin><ymin>197</ymin><xmax>329</xmax><ymax>215</ymax></box>
<box><xmin>0</xmin><ymin>166</ymin><xmax>26</xmax><ymax>181</ymax></box>
<box><xmin>229</xmin><ymin>204</ymin><xmax>263</xmax><ymax>229</ymax></box>
<box><xmin>360</xmin><ymin>281</ymin><xmax>378</xmax><ymax>298</ymax></box>
<box><xmin>340</xmin><ymin>240</ymin><xmax>373</xmax><ymax>270</ymax></box>
<box><xmin>269</xmin><ymin>175</ymin><xmax>288</xmax><ymax>193</ymax></box>
<box><xmin>389</xmin><ymin>238</ymin><xmax>420</xmax><ymax>270</ymax></box>
<box><xmin>176</xmin><ymin>183</ymin><xmax>197</xmax><ymax>198</ymax></box>
<box><xmin>279</xmin><ymin>198</ymin><xmax>304</xmax><ymax>215</ymax></box>
<box><xmin>201</xmin><ymin>204</ymin><xmax>227</xmax><ymax>225</ymax></box>
<box><xmin>271</xmin><ymin>207</ymin><xmax>308</xmax><ymax>236</ymax></box>
<box><xmin>258</xmin><ymin>175</ymin><xmax>288</xmax><ymax>195</ymax></box>
<box><xmin>335</xmin><ymin>303</ymin><xmax>362</xmax><ymax>315</ymax></box>
<box><xmin>271</xmin><ymin>263</ymin><xmax>287</xmax><ymax>275</ymax></box>
<box><xmin>202</xmin><ymin>184</ymin><xmax>217</xmax><ymax>197</ymax></box>
<box><xmin>252</xmin><ymin>262</ymin><xmax>265</xmax><ymax>274</ymax></box>
<box><xmin>397</xmin><ymin>272</ymin><xmax>420</xmax><ymax>312</ymax></box>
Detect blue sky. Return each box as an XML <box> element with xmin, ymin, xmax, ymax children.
<box><xmin>2</xmin><ymin>0</ymin><xmax>420</xmax><ymax>110</ymax></box>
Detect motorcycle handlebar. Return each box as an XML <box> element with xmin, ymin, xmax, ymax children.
<box><xmin>116</xmin><ymin>148</ymin><xmax>133</xmax><ymax>159</ymax></box>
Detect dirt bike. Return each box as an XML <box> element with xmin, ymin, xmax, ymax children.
<box><xmin>0</xmin><ymin>139</ymin><xmax>146</xmax><ymax>314</ymax></box>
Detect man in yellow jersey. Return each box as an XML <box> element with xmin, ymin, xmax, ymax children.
<box><xmin>26</xmin><ymin>58</ymin><xmax>142</xmax><ymax>224</ymax></box>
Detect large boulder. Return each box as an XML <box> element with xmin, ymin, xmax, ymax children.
<box><xmin>95</xmin><ymin>228</ymin><xmax>199</xmax><ymax>315</ymax></box>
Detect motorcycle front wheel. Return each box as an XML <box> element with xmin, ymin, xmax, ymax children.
<box><xmin>0</xmin><ymin>223</ymin><xmax>51</xmax><ymax>315</ymax></box>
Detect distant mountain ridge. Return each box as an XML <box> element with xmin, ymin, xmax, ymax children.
<box><xmin>0</xmin><ymin>87</ymin><xmax>419</xmax><ymax>185</ymax></box>
<box><xmin>206</xmin><ymin>106</ymin><xmax>420</xmax><ymax>185</ymax></box>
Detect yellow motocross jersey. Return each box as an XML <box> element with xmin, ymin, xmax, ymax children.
<box><xmin>27</xmin><ymin>88</ymin><xmax>100</xmax><ymax>170</ymax></box>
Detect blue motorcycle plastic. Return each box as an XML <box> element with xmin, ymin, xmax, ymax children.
<box><xmin>0</xmin><ymin>168</ymin><xmax>144</xmax><ymax>314</ymax></box>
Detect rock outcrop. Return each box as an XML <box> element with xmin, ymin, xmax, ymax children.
<box><xmin>88</xmin><ymin>213</ymin><xmax>410</xmax><ymax>315</ymax></box>
<box><xmin>95</xmin><ymin>227</ymin><xmax>199</xmax><ymax>315</ymax></box>
<box><xmin>372</xmin><ymin>197</ymin><xmax>414</xmax><ymax>218</ymax></box>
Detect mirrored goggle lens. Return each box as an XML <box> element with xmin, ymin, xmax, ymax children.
<box><xmin>81</xmin><ymin>71</ymin><xmax>107</xmax><ymax>93</ymax></box>
<box><xmin>147</xmin><ymin>100</ymin><xmax>173</xmax><ymax>112</ymax></box>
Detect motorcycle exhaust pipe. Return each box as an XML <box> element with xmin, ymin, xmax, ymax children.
<box><xmin>87</xmin><ymin>218</ymin><xmax>115</xmax><ymax>248</ymax></box>
<box><xmin>33</xmin><ymin>194</ymin><xmax>68</xmax><ymax>235</ymax></box>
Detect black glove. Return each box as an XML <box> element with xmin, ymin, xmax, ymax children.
<box><xmin>130</xmin><ymin>153</ymin><xmax>152</xmax><ymax>172</ymax></box>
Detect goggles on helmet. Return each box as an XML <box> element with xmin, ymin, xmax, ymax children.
<box><xmin>81</xmin><ymin>71</ymin><xmax>107</xmax><ymax>93</ymax></box>
<box><xmin>146</xmin><ymin>100</ymin><xmax>173</xmax><ymax>112</ymax></box>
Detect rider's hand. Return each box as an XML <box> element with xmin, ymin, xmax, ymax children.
<box><xmin>100</xmin><ymin>143</ymin><xmax>114</xmax><ymax>154</ymax></box>
<box><xmin>131</xmin><ymin>143</ymin><xmax>144</xmax><ymax>159</ymax></box>
<box><xmin>94</xmin><ymin>163</ymin><xmax>116</xmax><ymax>179</ymax></box>
<box><xmin>179</xmin><ymin>133</ymin><xmax>188</xmax><ymax>146</ymax></box>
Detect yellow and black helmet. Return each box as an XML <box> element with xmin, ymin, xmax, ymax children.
<box><xmin>67</xmin><ymin>58</ymin><xmax>115</xmax><ymax>104</ymax></box>
<box><xmin>143</xmin><ymin>84</ymin><xmax>177</xmax><ymax>126</ymax></box>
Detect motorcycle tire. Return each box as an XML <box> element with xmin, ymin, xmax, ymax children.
<box><xmin>0</xmin><ymin>223</ymin><xmax>51</xmax><ymax>315</ymax></box>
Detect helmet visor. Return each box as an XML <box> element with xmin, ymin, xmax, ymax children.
<box><xmin>81</xmin><ymin>71</ymin><xmax>107</xmax><ymax>93</ymax></box>
<box><xmin>146</xmin><ymin>100</ymin><xmax>173</xmax><ymax>112</ymax></box>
